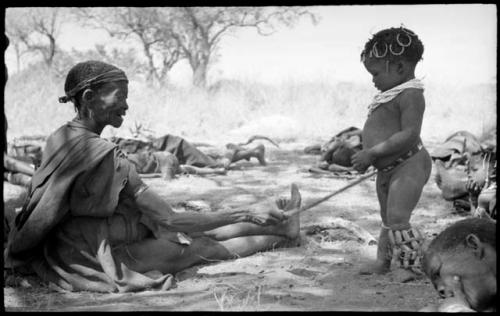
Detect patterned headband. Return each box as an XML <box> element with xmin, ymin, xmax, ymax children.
<box><xmin>59</xmin><ymin>69</ymin><xmax>128</xmax><ymax>103</ymax></box>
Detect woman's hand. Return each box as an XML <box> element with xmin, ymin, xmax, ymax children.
<box><xmin>351</xmin><ymin>149</ymin><xmax>375</xmax><ymax>173</ymax></box>
<box><xmin>246</xmin><ymin>201</ymin><xmax>288</xmax><ymax>226</ymax></box>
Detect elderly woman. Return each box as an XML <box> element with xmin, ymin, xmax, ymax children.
<box><xmin>5</xmin><ymin>61</ymin><xmax>301</xmax><ymax>293</ymax></box>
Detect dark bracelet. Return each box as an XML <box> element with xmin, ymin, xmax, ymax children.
<box><xmin>133</xmin><ymin>184</ymin><xmax>149</xmax><ymax>199</ymax></box>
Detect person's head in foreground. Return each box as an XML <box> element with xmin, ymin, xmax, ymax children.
<box><xmin>360</xmin><ymin>26</ymin><xmax>424</xmax><ymax>92</ymax></box>
<box><xmin>59</xmin><ymin>60</ymin><xmax>129</xmax><ymax>134</ymax></box>
<box><xmin>422</xmin><ymin>218</ymin><xmax>496</xmax><ymax>312</ymax></box>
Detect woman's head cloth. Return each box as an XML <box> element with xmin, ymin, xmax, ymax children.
<box><xmin>59</xmin><ymin>60</ymin><xmax>128</xmax><ymax>103</ymax></box>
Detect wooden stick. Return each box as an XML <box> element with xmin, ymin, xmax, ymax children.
<box><xmin>288</xmin><ymin>170</ymin><xmax>377</xmax><ymax>216</ymax></box>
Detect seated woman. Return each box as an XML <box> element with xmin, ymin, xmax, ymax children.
<box><xmin>4</xmin><ymin>60</ymin><xmax>301</xmax><ymax>293</ymax></box>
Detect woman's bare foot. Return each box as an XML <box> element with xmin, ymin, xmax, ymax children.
<box><xmin>254</xmin><ymin>144</ymin><xmax>267</xmax><ymax>166</ymax></box>
<box><xmin>280</xmin><ymin>183</ymin><xmax>301</xmax><ymax>240</ymax></box>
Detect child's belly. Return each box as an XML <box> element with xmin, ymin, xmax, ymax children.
<box><xmin>363</xmin><ymin>106</ymin><xmax>415</xmax><ymax>169</ymax></box>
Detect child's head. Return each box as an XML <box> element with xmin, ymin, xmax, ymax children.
<box><xmin>59</xmin><ymin>60</ymin><xmax>129</xmax><ymax>130</ymax></box>
<box><xmin>422</xmin><ymin>218</ymin><xmax>496</xmax><ymax>312</ymax></box>
<box><xmin>361</xmin><ymin>26</ymin><xmax>424</xmax><ymax>91</ymax></box>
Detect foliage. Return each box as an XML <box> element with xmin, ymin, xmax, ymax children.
<box><xmin>51</xmin><ymin>45</ymin><xmax>147</xmax><ymax>80</ymax></box>
<box><xmin>6</xmin><ymin>8</ymin><xmax>68</xmax><ymax>68</ymax></box>
<box><xmin>5</xmin><ymin>64</ymin><xmax>496</xmax><ymax>146</ymax></box>
<box><xmin>169</xmin><ymin>7</ymin><xmax>319</xmax><ymax>87</ymax></box>
<box><xmin>73</xmin><ymin>7</ymin><xmax>183</xmax><ymax>86</ymax></box>
<box><xmin>68</xmin><ymin>7</ymin><xmax>319</xmax><ymax>88</ymax></box>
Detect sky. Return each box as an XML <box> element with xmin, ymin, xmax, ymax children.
<box><xmin>5</xmin><ymin>4</ymin><xmax>497</xmax><ymax>86</ymax></box>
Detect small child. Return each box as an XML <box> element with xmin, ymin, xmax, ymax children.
<box><xmin>351</xmin><ymin>26</ymin><xmax>432</xmax><ymax>279</ymax></box>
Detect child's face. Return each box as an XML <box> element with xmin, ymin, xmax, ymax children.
<box><xmin>90</xmin><ymin>81</ymin><xmax>129</xmax><ymax>129</ymax></box>
<box><xmin>363</xmin><ymin>58</ymin><xmax>405</xmax><ymax>92</ymax></box>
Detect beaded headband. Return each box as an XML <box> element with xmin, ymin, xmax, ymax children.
<box><xmin>59</xmin><ymin>69</ymin><xmax>128</xmax><ymax>103</ymax></box>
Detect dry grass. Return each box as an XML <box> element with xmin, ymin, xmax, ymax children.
<box><xmin>4</xmin><ymin>65</ymin><xmax>496</xmax><ymax>145</ymax></box>
<box><xmin>213</xmin><ymin>284</ymin><xmax>264</xmax><ymax>311</ymax></box>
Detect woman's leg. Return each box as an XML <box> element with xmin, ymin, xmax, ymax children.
<box><xmin>114</xmin><ymin>233</ymin><xmax>289</xmax><ymax>275</ymax></box>
<box><xmin>113</xmin><ymin>184</ymin><xmax>301</xmax><ymax>274</ymax></box>
<box><xmin>202</xmin><ymin>183</ymin><xmax>301</xmax><ymax>240</ymax></box>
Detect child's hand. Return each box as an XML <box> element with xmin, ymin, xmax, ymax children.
<box><xmin>351</xmin><ymin>149</ymin><xmax>375</xmax><ymax>173</ymax></box>
<box><xmin>465</xmin><ymin>178</ymin><xmax>483</xmax><ymax>195</ymax></box>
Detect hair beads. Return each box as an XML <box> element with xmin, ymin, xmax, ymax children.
<box><xmin>361</xmin><ymin>26</ymin><xmax>423</xmax><ymax>63</ymax></box>
<box><xmin>372</xmin><ymin>42</ymin><xmax>388</xmax><ymax>58</ymax></box>
<box><xmin>396</xmin><ymin>33</ymin><xmax>412</xmax><ymax>47</ymax></box>
<box><xmin>389</xmin><ymin>43</ymin><xmax>405</xmax><ymax>56</ymax></box>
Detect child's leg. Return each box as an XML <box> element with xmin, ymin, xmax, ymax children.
<box><xmin>385</xmin><ymin>149</ymin><xmax>432</xmax><ymax>275</ymax></box>
<box><xmin>385</xmin><ymin>149</ymin><xmax>432</xmax><ymax>228</ymax></box>
<box><xmin>360</xmin><ymin>173</ymin><xmax>391</xmax><ymax>274</ymax></box>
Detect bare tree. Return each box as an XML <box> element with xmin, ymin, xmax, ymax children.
<box><xmin>170</xmin><ymin>7</ymin><xmax>320</xmax><ymax>87</ymax></box>
<box><xmin>75</xmin><ymin>7</ymin><xmax>183</xmax><ymax>86</ymax></box>
<box><xmin>5</xmin><ymin>8</ymin><xmax>65</xmax><ymax>68</ymax></box>
<box><xmin>71</xmin><ymin>7</ymin><xmax>319</xmax><ymax>87</ymax></box>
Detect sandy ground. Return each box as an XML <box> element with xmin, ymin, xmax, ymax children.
<box><xmin>3</xmin><ymin>142</ymin><xmax>466</xmax><ymax>311</ymax></box>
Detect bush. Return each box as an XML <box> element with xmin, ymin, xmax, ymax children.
<box><xmin>5</xmin><ymin>64</ymin><xmax>496</xmax><ymax>146</ymax></box>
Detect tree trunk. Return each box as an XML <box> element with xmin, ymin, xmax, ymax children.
<box><xmin>46</xmin><ymin>35</ymin><xmax>56</xmax><ymax>66</ymax></box>
<box><xmin>141</xmin><ymin>41</ymin><xmax>160</xmax><ymax>85</ymax></box>
<box><xmin>192</xmin><ymin>58</ymin><xmax>208</xmax><ymax>88</ymax></box>
<box><xmin>14</xmin><ymin>44</ymin><xmax>21</xmax><ymax>72</ymax></box>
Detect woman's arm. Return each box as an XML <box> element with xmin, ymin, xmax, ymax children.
<box><xmin>126</xmin><ymin>165</ymin><xmax>286</xmax><ymax>233</ymax></box>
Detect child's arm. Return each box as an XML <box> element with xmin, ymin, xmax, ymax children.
<box><xmin>369</xmin><ymin>89</ymin><xmax>425</xmax><ymax>157</ymax></box>
<box><xmin>352</xmin><ymin>89</ymin><xmax>425</xmax><ymax>171</ymax></box>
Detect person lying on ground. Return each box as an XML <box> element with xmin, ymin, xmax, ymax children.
<box><xmin>2</xmin><ymin>34</ymin><xmax>37</xmax><ymax>187</ymax></box>
<box><xmin>3</xmin><ymin>155</ymin><xmax>35</xmax><ymax>187</ymax></box>
<box><xmin>352</xmin><ymin>27</ymin><xmax>432</xmax><ymax>282</ymax></box>
<box><xmin>304</xmin><ymin>127</ymin><xmax>363</xmax><ymax>175</ymax></box>
<box><xmin>420</xmin><ymin>218</ymin><xmax>496</xmax><ymax>312</ymax></box>
<box><xmin>4</xmin><ymin>60</ymin><xmax>301</xmax><ymax>293</ymax></box>
<box><xmin>111</xmin><ymin>134</ymin><xmax>268</xmax><ymax>179</ymax></box>
<box><xmin>431</xmin><ymin>130</ymin><xmax>489</xmax><ymax>212</ymax></box>
<box><xmin>465</xmin><ymin>145</ymin><xmax>496</xmax><ymax>220</ymax></box>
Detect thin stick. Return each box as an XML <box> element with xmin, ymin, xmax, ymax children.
<box><xmin>288</xmin><ymin>170</ymin><xmax>377</xmax><ymax>216</ymax></box>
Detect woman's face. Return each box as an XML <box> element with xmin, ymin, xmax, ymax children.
<box><xmin>90</xmin><ymin>81</ymin><xmax>129</xmax><ymax>129</ymax></box>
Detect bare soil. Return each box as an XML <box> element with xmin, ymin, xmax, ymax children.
<box><xmin>3</xmin><ymin>142</ymin><xmax>465</xmax><ymax>311</ymax></box>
